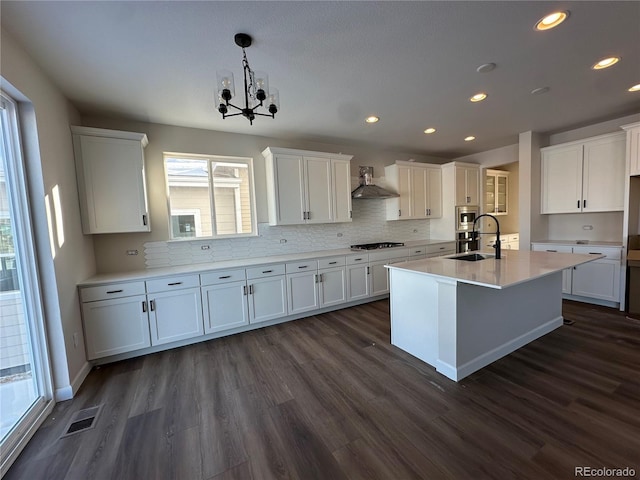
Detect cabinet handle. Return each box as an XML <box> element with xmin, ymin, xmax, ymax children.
<box><xmin>588</xmin><ymin>252</ymin><xmax>602</xmax><ymax>255</ymax></box>
<box><xmin>439</xmin><ymin>247</ymin><xmax>445</xmax><ymax>250</ymax></box>
<box><xmin>546</xmin><ymin>249</ymin><xmax>558</xmax><ymax>252</ymax></box>
<box><xmin>298</xmin><ymin>265</ymin><xmax>308</xmax><ymax>269</ymax></box>
<box><xmin>307</xmin><ymin>211</ymin><xmax>311</xmax><ymax>220</ymax></box>
<box><xmin>249</xmin><ymin>284</ymin><xmax>254</xmax><ymax>294</ymax></box>
<box><xmin>106</xmin><ymin>289</ymin><xmax>123</xmax><ymax>294</ymax></box>
<box><xmin>320</xmin><ymin>273</ymin><xmax>324</xmax><ymax>283</ymax></box>
<box><xmin>398</xmin><ymin>209</ymin><xmax>401</xmax><ymax>217</ymax></box>
<box><xmin>150</xmin><ymin>299</ymin><xmax>155</xmax><ymax>311</ymax></box>
<box><xmin>142</xmin><ymin>301</ymin><xmax>147</xmax><ymax>313</ymax></box>
<box><xmin>583</xmin><ymin>199</ymin><xmax>587</xmax><ymax>208</ymax></box>
<box><xmin>218</xmin><ymin>275</ymin><xmax>231</xmax><ymax>279</ymax></box>
<box><xmin>350</xmin><ymin>211</ymin><xmax>352</xmax><ymax>219</ymax></box>
<box><xmin>167</xmin><ymin>282</ymin><xmax>183</xmax><ymax>286</ymax></box>
<box><xmin>329</xmin><ymin>261</ymin><xmax>338</xmax><ymax>265</ymax></box>
<box><xmin>142</xmin><ymin>214</ymin><xmax>148</xmax><ymax>226</ymax></box>
<box><xmin>355</xmin><ymin>258</ymin><xmax>362</xmax><ymax>261</ymax></box>
<box><xmin>262</xmin><ymin>270</ymin><xmax>273</xmax><ymax>274</ymax></box>
<box><xmin>367</xmin><ymin>266</ymin><xmax>370</xmax><ymax>274</ymax></box>
<box><xmin>577</xmin><ymin>200</ymin><xmax>580</xmax><ymax>208</ymax></box>
<box><xmin>315</xmin><ymin>274</ymin><xmax>319</xmax><ymax>283</ymax></box>
<box><xmin>243</xmin><ymin>285</ymin><xmax>248</xmax><ymax>295</ymax></box>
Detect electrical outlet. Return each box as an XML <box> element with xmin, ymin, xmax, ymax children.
<box><xmin>337</xmin><ymin>233</ymin><xmax>343</xmax><ymax>237</ymax></box>
<box><xmin>126</xmin><ymin>250</ymin><xmax>139</xmax><ymax>256</ymax></box>
<box><xmin>280</xmin><ymin>239</ymin><xmax>287</xmax><ymax>244</ymax></box>
<box><xmin>201</xmin><ymin>245</ymin><xmax>211</xmax><ymax>250</ymax></box>
<box><xmin>582</xmin><ymin>225</ymin><xmax>593</xmax><ymax>230</ymax></box>
<box><xmin>73</xmin><ymin>332</ymin><xmax>79</xmax><ymax>348</ymax></box>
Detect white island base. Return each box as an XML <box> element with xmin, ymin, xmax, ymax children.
<box><xmin>389</xmin><ymin>267</ymin><xmax>564</xmax><ymax>381</ymax></box>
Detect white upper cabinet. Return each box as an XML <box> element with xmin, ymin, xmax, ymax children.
<box><xmin>71</xmin><ymin>126</ymin><xmax>150</xmax><ymax>234</ymax></box>
<box><xmin>541</xmin><ymin>132</ymin><xmax>626</xmax><ymax>214</ymax></box>
<box><xmin>622</xmin><ymin>122</ymin><xmax>640</xmax><ymax>176</ymax></box>
<box><xmin>485</xmin><ymin>169</ymin><xmax>509</xmax><ymax>215</ymax></box>
<box><xmin>385</xmin><ymin>161</ymin><xmax>442</xmax><ymax>220</ymax></box>
<box><xmin>455</xmin><ymin>165</ymin><xmax>480</xmax><ymax>206</ymax></box>
<box><xmin>263</xmin><ymin>147</ymin><xmax>353</xmax><ymax>225</ymax></box>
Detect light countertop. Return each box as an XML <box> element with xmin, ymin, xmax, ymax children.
<box><xmin>79</xmin><ymin>239</ymin><xmax>454</xmax><ymax>287</ymax></box>
<box><xmin>531</xmin><ymin>240</ymin><xmax>622</xmax><ymax>247</ymax></box>
<box><xmin>386</xmin><ymin>250</ymin><xmax>603</xmax><ymax>290</ymax></box>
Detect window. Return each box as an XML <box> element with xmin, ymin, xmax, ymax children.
<box><xmin>164</xmin><ymin>153</ymin><xmax>257</xmax><ymax>239</ymax></box>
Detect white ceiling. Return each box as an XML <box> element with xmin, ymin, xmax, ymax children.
<box><xmin>2</xmin><ymin>1</ymin><xmax>639</xmax><ymax>158</ymax></box>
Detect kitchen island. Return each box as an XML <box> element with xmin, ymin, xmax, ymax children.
<box><xmin>386</xmin><ymin>250</ymin><xmax>602</xmax><ymax>381</ymax></box>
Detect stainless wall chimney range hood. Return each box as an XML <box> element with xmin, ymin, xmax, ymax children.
<box><xmin>351</xmin><ymin>166</ymin><xmax>399</xmax><ymax>199</ymax></box>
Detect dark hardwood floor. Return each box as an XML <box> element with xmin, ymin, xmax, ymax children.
<box><xmin>5</xmin><ymin>300</ymin><xmax>640</xmax><ymax>480</ymax></box>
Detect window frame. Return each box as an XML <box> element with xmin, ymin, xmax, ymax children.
<box><xmin>163</xmin><ymin>152</ymin><xmax>257</xmax><ymax>240</ymax></box>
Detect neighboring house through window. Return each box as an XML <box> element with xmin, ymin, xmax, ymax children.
<box><xmin>164</xmin><ymin>153</ymin><xmax>256</xmax><ymax>239</ymax></box>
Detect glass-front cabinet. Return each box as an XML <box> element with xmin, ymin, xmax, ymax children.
<box><xmin>485</xmin><ymin>169</ymin><xmax>509</xmax><ymax>215</ymax></box>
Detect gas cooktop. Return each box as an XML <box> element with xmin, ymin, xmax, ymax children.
<box><xmin>350</xmin><ymin>242</ymin><xmax>405</xmax><ymax>251</ymax></box>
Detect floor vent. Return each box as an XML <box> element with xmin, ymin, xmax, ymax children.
<box><xmin>61</xmin><ymin>404</ymin><xmax>103</xmax><ymax>438</ymax></box>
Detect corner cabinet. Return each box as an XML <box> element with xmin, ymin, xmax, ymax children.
<box><xmin>71</xmin><ymin>126</ymin><xmax>150</xmax><ymax>234</ymax></box>
<box><xmin>541</xmin><ymin>132</ymin><xmax>626</xmax><ymax>214</ymax></box>
<box><xmin>385</xmin><ymin>161</ymin><xmax>442</xmax><ymax>220</ymax></box>
<box><xmin>622</xmin><ymin>122</ymin><xmax>640</xmax><ymax>176</ymax></box>
<box><xmin>262</xmin><ymin>147</ymin><xmax>353</xmax><ymax>225</ymax></box>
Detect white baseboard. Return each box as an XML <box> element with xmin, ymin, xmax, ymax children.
<box><xmin>436</xmin><ymin>316</ymin><xmax>563</xmax><ymax>382</ymax></box>
<box><xmin>54</xmin><ymin>361</ymin><xmax>91</xmax><ymax>401</ymax></box>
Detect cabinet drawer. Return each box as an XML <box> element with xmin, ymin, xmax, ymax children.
<box><xmin>286</xmin><ymin>260</ymin><xmax>318</xmax><ymax>273</ymax></box>
<box><xmin>80</xmin><ymin>281</ymin><xmax>146</xmax><ymax>303</ymax></box>
<box><xmin>146</xmin><ymin>274</ymin><xmax>200</xmax><ymax>294</ymax></box>
<box><xmin>532</xmin><ymin>244</ymin><xmax>573</xmax><ymax>254</ymax></box>
<box><xmin>200</xmin><ymin>269</ymin><xmax>246</xmax><ymax>286</ymax></box>
<box><xmin>573</xmin><ymin>246</ymin><xmax>621</xmax><ymax>260</ymax></box>
<box><xmin>369</xmin><ymin>248</ymin><xmax>409</xmax><ymax>262</ymax></box>
<box><xmin>246</xmin><ymin>264</ymin><xmax>286</xmax><ymax>279</ymax></box>
<box><xmin>346</xmin><ymin>254</ymin><xmax>368</xmax><ymax>265</ymax></box>
<box><xmin>426</xmin><ymin>243</ymin><xmax>455</xmax><ymax>255</ymax></box>
<box><xmin>409</xmin><ymin>246</ymin><xmax>427</xmax><ymax>256</ymax></box>
<box><xmin>318</xmin><ymin>256</ymin><xmax>345</xmax><ymax>269</ymax></box>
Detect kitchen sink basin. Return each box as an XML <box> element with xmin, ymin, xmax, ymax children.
<box><xmin>448</xmin><ymin>253</ymin><xmax>494</xmax><ymax>262</ymax></box>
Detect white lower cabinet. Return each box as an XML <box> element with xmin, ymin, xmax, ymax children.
<box><xmin>287</xmin><ymin>270</ymin><xmax>320</xmax><ymax>315</ymax></box>
<box><xmin>318</xmin><ymin>266</ymin><xmax>347</xmax><ymax>307</ymax></box>
<box><xmin>346</xmin><ymin>256</ymin><xmax>370</xmax><ymax>301</ymax></box>
<box><xmin>201</xmin><ymin>280</ymin><xmax>249</xmax><ymax>333</ymax></box>
<box><xmin>531</xmin><ymin>244</ymin><xmax>621</xmax><ymax>302</ymax></box>
<box><xmin>369</xmin><ymin>260</ymin><xmax>390</xmax><ymax>296</ymax></box>
<box><xmin>148</xmin><ymin>286</ymin><xmax>203</xmax><ymax>346</ymax></box>
<box><xmin>246</xmin><ymin>265</ymin><xmax>288</xmax><ymax>324</ymax></box>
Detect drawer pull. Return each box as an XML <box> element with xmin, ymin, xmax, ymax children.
<box><xmin>298</xmin><ymin>265</ymin><xmax>308</xmax><ymax>269</ymax></box>
<box><xmin>218</xmin><ymin>275</ymin><xmax>231</xmax><ymax>279</ymax></box>
<box><xmin>354</xmin><ymin>258</ymin><xmax>363</xmax><ymax>261</ymax></box>
<box><xmin>106</xmin><ymin>289</ymin><xmax>123</xmax><ymax>294</ymax></box>
<box><xmin>168</xmin><ymin>282</ymin><xmax>183</xmax><ymax>286</ymax></box>
<box><xmin>262</xmin><ymin>270</ymin><xmax>273</xmax><ymax>274</ymax></box>
<box><xmin>329</xmin><ymin>261</ymin><xmax>338</xmax><ymax>265</ymax></box>
<box><xmin>546</xmin><ymin>249</ymin><xmax>558</xmax><ymax>252</ymax></box>
<box><xmin>439</xmin><ymin>247</ymin><xmax>445</xmax><ymax>250</ymax></box>
<box><xmin>589</xmin><ymin>252</ymin><xmax>602</xmax><ymax>255</ymax></box>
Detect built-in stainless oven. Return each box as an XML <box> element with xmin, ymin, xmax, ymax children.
<box><xmin>456</xmin><ymin>231</ymin><xmax>479</xmax><ymax>253</ymax></box>
<box><xmin>456</xmin><ymin>205</ymin><xmax>479</xmax><ymax>231</ymax></box>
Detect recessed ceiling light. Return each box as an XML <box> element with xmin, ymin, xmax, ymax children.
<box><xmin>534</xmin><ymin>11</ymin><xmax>569</xmax><ymax>31</ymax></box>
<box><xmin>464</xmin><ymin>136</ymin><xmax>476</xmax><ymax>142</ymax></box>
<box><xmin>592</xmin><ymin>57</ymin><xmax>620</xmax><ymax>70</ymax></box>
<box><xmin>629</xmin><ymin>84</ymin><xmax>640</xmax><ymax>92</ymax></box>
<box><xmin>470</xmin><ymin>93</ymin><xmax>487</xmax><ymax>102</ymax></box>
<box><xmin>531</xmin><ymin>87</ymin><xmax>550</xmax><ymax>95</ymax></box>
<box><xmin>476</xmin><ymin>63</ymin><xmax>496</xmax><ymax>73</ymax></box>
<box><xmin>424</xmin><ymin>127</ymin><xmax>436</xmax><ymax>134</ymax></box>
<box><xmin>365</xmin><ymin>115</ymin><xmax>380</xmax><ymax>123</ymax></box>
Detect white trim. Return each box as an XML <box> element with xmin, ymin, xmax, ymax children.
<box><xmin>54</xmin><ymin>361</ymin><xmax>91</xmax><ymax>401</ymax></box>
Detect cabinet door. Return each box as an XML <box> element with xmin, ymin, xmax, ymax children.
<box><xmin>332</xmin><ymin>159</ymin><xmax>352</xmax><ymax>223</ymax></box>
<box><xmin>273</xmin><ymin>154</ymin><xmax>306</xmax><ymax>224</ymax></box>
<box><xmin>465</xmin><ymin>167</ymin><xmax>480</xmax><ymax>205</ymax></box>
<box><xmin>202</xmin><ymin>281</ymin><xmax>249</xmax><ymax>334</ymax></box>
<box><xmin>496</xmin><ymin>175</ymin><xmax>508</xmax><ymax>214</ymax></box>
<box><xmin>287</xmin><ymin>271</ymin><xmax>319</xmax><ymax>315</ymax></box>
<box><xmin>75</xmin><ymin>135</ymin><xmax>149</xmax><ymax>234</ymax></box>
<box><xmin>628</xmin><ymin>126</ymin><xmax>640</xmax><ymax>176</ymax></box>
<box><xmin>426</xmin><ymin>167</ymin><xmax>442</xmax><ymax>218</ymax></box>
<box><xmin>485</xmin><ymin>174</ymin><xmax>496</xmax><ymax>213</ymax></box>
<box><xmin>582</xmin><ymin>134</ymin><xmax>625</xmax><ymax>212</ymax></box>
<box><xmin>148</xmin><ymin>287</ymin><xmax>204</xmax><ymax>346</ymax></box>
<box><xmin>572</xmin><ymin>260</ymin><xmax>620</xmax><ymax>301</ymax></box>
<box><xmin>248</xmin><ymin>276</ymin><xmax>288</xmax><ymax>323</ymax></box>
<box><xmin>304</xmin><ymin>156</ymin><xmax>333</xmax><ymax>223</ymax></box>
<box><xmin>531</xmin><ymin>244</ymin><xmax>573</xmax><ymax>294</ymax></box>
<box><xmin>397</xmin><ymin>165</ymin><xmax>412</xmax><ymax>218</ymax></box>
<box><xmin>541</xmin><ymin>144</ymin><xmax>583</xmax><ymax>213</ymax></box>
<box><xmin>369</xmin><ymin>260</ymin><xmax>389</xmax><ymax>296</ymax></box>
<box><xmin>411</xmin><ymin>167</ymin><xmax>428</xmax><ymax>219</ymax></box>
<box><xmin>319</xmin><ymin>267</ymin><xmax>347</xmax><ymax>307</ymax></box>
<box><xmin>347</xmin><ymin>264</ymin><xmax>370</xmax><ymax>301</ymax></box>
<box><xmin>82</xmin><ymin>294</ymin><xmax>150</xmax><ymax>360</ymax></box>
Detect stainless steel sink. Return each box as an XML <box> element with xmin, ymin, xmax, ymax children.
<box><xmin>448</xmin><ymin>253</ymin><xmax>494</xmax><ymax>262</ymax></box>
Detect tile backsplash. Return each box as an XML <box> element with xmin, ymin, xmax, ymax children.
<box><xmin>144</xmin><ymin>200</ymin><xmax>431</xmax><ymax>268</ymax></box>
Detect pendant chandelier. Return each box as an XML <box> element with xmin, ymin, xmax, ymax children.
<box><xmin>216</xmin><ymin>33</ymin><xmax>280</xmax><ymax>125</ymax></box>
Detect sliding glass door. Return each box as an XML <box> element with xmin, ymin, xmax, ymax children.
<box><xmin>0</xmin><ymin>91</ymin><xmax>53</xmax><ymax>473</ymax></box>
